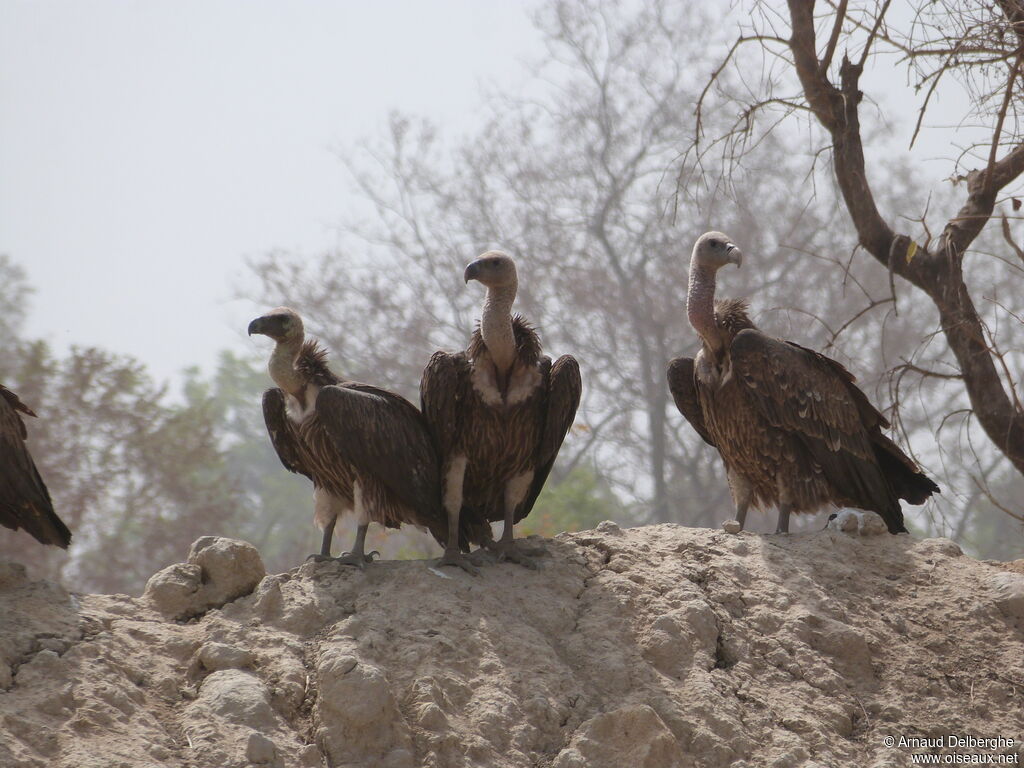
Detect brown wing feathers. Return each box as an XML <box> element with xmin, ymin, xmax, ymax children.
<box><xmin>667</xmin><ymin>357</ymin><xmax>716</xmax><ymax>447</ymax></box>
<box><xmin>0</xmin><ymin>385</ymin><xmax>71</xmax><ymax>548</ymax></box>
<box><xmin>728</xmin><ymin>329</ymin><xmax>933</xmax><ymax>532</ymax></box>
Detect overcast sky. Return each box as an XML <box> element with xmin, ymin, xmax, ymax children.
<box><xmin>2</xmin><ymin>1</ymin><xmax>975</xmax><ymax>388</ymax></box>
<box><xmin>1</xmin><ymin>0</ymin><xmax>541</xmax><ymax>384</ymax></box>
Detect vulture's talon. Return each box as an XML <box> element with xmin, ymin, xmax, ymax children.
<box><xmin>513</xmin><ymin>540</ymin><xmax>547</xmax><ymax>557</ymax></box>
<box><xmin>468</xmin><ymin>548</ymin><xmax>496</xmax><ymax>565</ymax></box>
<box><xmin>437</xmin><ymin>549</ymin><xmax>480</xmax><ymax>576</ymax></box>
<box><xmin>335</xmin><ymin>551</ymin><xmax>375</xmax><ymax>568</ymax></box>
<box><xmin>494</xmin><ymin>541</ymin><xmax>540</xmax><ymax>570</ymax></box>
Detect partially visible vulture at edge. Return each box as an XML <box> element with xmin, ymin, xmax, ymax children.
<box><xmin>249</xmin><ymin>307</ymin><xmax>464</xmax><ymax>566</ymax></box>
<box><xmin>667</xmin><ymin>231</ymin><xmax>939</xmax><ymax>534</ymax></box>
<box><xmin>0</xmin><ymin>384</ymin><xmax>71</xmax><ymax>548</ymax></box>
<box><xmin>420</xmin><ymin>251</ymin><xmax>582</xmax><ymax>571</ymax></box>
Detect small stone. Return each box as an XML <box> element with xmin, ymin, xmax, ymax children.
<box><xmin>198</xmin><ymin>642</ymin><xmax>254</xmax><ymax>672</ymax></box>
<box><xmin>143</xmin><ymin>563</ymin><xmax>203</xmax><ymax>620</ymax></box>
<box><xmin>858</xmin><ymin>511</ymin><xmax>888</xmax><ymax>536</ymax></box>
<box><xmin>188</xmin><ymin>537</ymin><xmax>266</xmax><ymax>609</ymax></box>
<box><xmin>246</xmin><ymin>731</ymin><xmax>277</xmax><ymax>764</ymax></box>
<box><xmin>722</xmin><ymin>520</ymin><xmax>742</xmax><ymax>534</ymax></box>
<box><xmin>827</xmin><ymin>510</ymin><xmax>859</xmax><ymax>533</ymax></box>
<box><xmin>596</xmin><ymin>520</ymin><xmax>624</xmax><ymax>535</ymax></box>
<box><xmin>989</xmin><ymin>571</ymin><xmax>1024</xmax><ymax>628</ymax></box>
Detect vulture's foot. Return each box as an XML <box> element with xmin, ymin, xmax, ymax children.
<box><xmin>335</xmin><ymin>550</ymin><xmax>380</xmax><ymax>568</ymax></box>
<box><xmin>483</xmin><ymin>538</ymin><xmax>546</xmax><ymax>558</ymax></box>
<box><xmin>306</xmin><ymin>551</ymin><xmax>379</xmax><ymax>568</ymax></box>
<box><xmin>493</xmin><ymin>540</ymin><xmax>540</xmax><ymax>570</ymax></box>
<box><xmin>436</xmin><ymin>548</ymin><xmax>480</xmax><ymax>576</ymax></box>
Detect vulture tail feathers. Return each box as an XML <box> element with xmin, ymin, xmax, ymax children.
<box><xmin>871</xmin><ymin>432</ymin><xmax>940</xmax><ymax>506</ymax></box>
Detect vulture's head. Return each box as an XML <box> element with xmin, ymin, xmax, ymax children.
<box><xmin>464</xmin><ymin>251</ymin><xmax>517</xmax><ymax>289</ymax></box>
<box><xmin>691</xmin><ymin>231</ymin><xmax>743</xmax><ymax>272</ymax></box>
<box><xmin>248</xmin><ymin>307</ymin><xmax>304</xmax><ymax>343</ymax></box>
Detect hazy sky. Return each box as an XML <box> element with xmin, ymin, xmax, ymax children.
<box><xmin>1</xmin><ymin>0</ymin><xmax>541</xmax><ymax>383</ymax></box>
<box><xmin>2</xmin><ymin>1</ymin><xmax>976</xmax><ymax>387</ymax></box>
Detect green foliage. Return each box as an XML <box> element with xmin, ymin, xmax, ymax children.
<box><xmin>0</xmin><ymin>338</ymin><xmax>245</xmax><ymax>594</ymax></box>
<box><xmin>518</xmin><ymin>466</ymin><xmax>624</xmax><ymax>538</ymax></box>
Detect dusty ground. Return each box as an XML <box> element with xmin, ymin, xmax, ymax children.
<box><xmin>1</xmin><ymin>523</ymin><xmax>1022</xmax><ymax>768</ymax></box>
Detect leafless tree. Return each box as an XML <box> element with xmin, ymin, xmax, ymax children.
<box><xmin>692</xmin><ymin>0</ymin><xmax>1024</xmax><ymax>530</ymax></box>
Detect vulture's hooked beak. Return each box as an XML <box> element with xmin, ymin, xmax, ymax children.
<box><xmin>247</xmin><ymin>316</ymin><xmax>269</xmax><ymax>336</ymax></box>
<box><xmin>464</xmin><ymin>260</ymin><xmax>482</xmax><ymax>284</ymax></box>
<box><xmin>726</xmin><ymin>244</ymin><xmax>743</xmax><ymax>268</ymax></box>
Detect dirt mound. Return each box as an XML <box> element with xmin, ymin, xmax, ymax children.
<box><xmin>1</xmin><ymin>523</ymin><xmax>1022</xmax><ymax>767</ymax></box>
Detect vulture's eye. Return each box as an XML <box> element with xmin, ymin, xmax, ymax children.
<box><xmin>709</xmin><ymin>239</ymin><xmax>720</xmax><ymax>248</ymax></box>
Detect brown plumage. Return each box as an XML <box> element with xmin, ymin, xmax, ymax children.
<box><xmin>250</xmin><ymin>308</ymin><xmax>462</xmax><ymax>565</ymax></box>
<box><xmin>420</xmin><ymin>252</ymin><xmax>581</xmax><ymax>571</ymax></box>
<box><xmin>668</xmin><ymin>232</ymin><xmax>938</xmax><ymax>534</ymax></box>
<box><xmin>0</xmin><ymin>385</ymin><xmax>71</xmax><ymax>548</ymax></box>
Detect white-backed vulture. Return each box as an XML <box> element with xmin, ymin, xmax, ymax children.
<box><xmin>249</xmin><ymin>307</ymin><xmax>464</xmax><ymax>566</ymax></box>
<box><xmin>0</xmin><ymin>385</ymin><xmax>71</xmax><ymax>548</ymax></box>
<box><xmin>420</xmin><ymin>252</ymin><xmax>581</xmax><ymax>571</ymax></box>
<box><xmin>668</xmin><ymin>232</ymin><xmax>939</xmax><ymax>534</ymax></box>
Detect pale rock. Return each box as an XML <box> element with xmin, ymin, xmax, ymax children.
<box><xmin>143</xmin><ymin>563</ymin><xmax>203</xmax><ymax>620</ymax></box>
<box><xmin>245</xmin><ymin>731</ymin><xmax>277</xmax><ymax>764</ymax></box>
<box><xmin>857</xmin><ymin>510</ymin><xmax>888</xmax><ymax>536</ymax></box>
<box><xmin>192</xmin><ymin>669</ymin><xmax>278</xmax><ymax>730</ymax></box>
<box><xmin>722</xmin><ymin>519</ymin><xmax>743</xmax><ymax>534</ymax></box>
<box><xmin>317</xmin><ymin>646</ymin><xmax>415</xmax><ymax>767</ymax></box>
<box><xmin>198</xmin><ymin>642</ymin><xmax>253</xmax><ymax>672</ymax></box>
<box><xmin>596</xmin><ymin>520</ymin><xmax>624</xmax><ymax>535</ymax></box>
<box><xmin>554</xmin><ymin>705</ymin><xmax>683</xmax><ymax>768</ymax></box>
<box><xmin>989</xmin><ymin>571</ymin><xmax>1024</xmax><ymax>627</ymax></box>
<box><xmin>187</xmin><ymin>536</ymin><xmax>266</xmax><ymax>607</ymax></box>
<box><xmin>828</xmin><ymin>510</ymin><xmax>860</xmax><ymax>533</ymax></box>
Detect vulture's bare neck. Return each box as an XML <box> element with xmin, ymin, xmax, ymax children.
<box><xmin>268</xmin><ymin>336</ymin><xmax>306</xmax><ymax>396</ymax></box>
<box><xmin>687</xmin><ymin>264</ymin><xmax>719</xmax><ymax>348</ymax></box>
<box><xmin>480</xmin><ymin>283</ymin><xmax>518</xmax><ymax>375</ymax></box>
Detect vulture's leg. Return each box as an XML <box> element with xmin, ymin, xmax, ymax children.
<box><xmin>319</xmin><ymin>518</ymin><xmax>336</xmax><ymax>557</ymax></box>
<box><xmin>493</xmin><ymin>471</ymin><xmax>539</xmax><ymax>569</ymax></box>
<box><xmin>724</xmin><ymin>471</ymin><xmax>752</xmax><ymax>531</ymax></box>
<box><xmin>775</xmin><ymin>504</ymin><xmax>792</xmax><ymax>534</ymax></box>
<box><xmin>436</xmin><ymin>456</ymin><xmax>480</xmax><ymax>575</ymax></box>
<box><xmin>333</xmin><ymin>523</ymin><xmax>378</xmax><ymax>567</ymax></box>
<box><xmin>334</xmin><ymin>483</ymin><xmax>379</xmax><ymax>568</ymax></box>
<box><xmin>774</xmin><ymin>483</ymin><xmax>793</xmax><ymax>534</ymax></box>
<box><xmin>307</xmin><ymin>488</ymin><xmax>343</xmax><ymax>562</ymax></box>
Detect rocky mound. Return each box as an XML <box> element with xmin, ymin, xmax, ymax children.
<box><xmin>1</xmin><ymin>523</ymin><xmax>1022</xmax><ymax>768</ymax></box>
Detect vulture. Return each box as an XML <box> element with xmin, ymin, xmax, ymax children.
<box><xmin>0</xmin><ymin>385</ymin><xmax>71</xmax><ymax>547</ymax></box>
<box><xmin>420</xmin><ymin>251</ymin><xmax>581</xmax><ymax>571</ymax></box>
<box><xmin>249</xmin><ymin>307</ymin><xmax>462</xmax><ymax>566</ymax></box>
<box><xmin>667</xmin><ymin>232</ymin><xmax>938</xmax><ymax>534</ymax></box>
